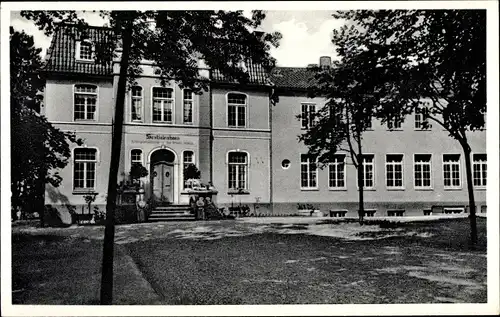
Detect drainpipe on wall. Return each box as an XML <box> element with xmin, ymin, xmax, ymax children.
<box><xmin>209</xmin><ymin>69</ymin><xmax>214</xmax><ymax>184</ymax></box>
<box><xmin>269</xmin><ymin>87</ymin><xmax>275</xmax><ymax>215</ymax></box>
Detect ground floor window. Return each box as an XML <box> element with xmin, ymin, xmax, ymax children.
<box><xmin>301</xmin><ymin>154</ymin><xmax>317</xmax><ymax>189</ymax></box>
<box><xmin>360</xmin><ymin>155</ymin><xmax>374</xmax><ymax>189</ymax></box>
<box><xmin>73</xmin><ymin>148</ymin><xmax>97</xmax><ymax>190</ymax></box>
<box><xmin>473</xmin><ymin>154</ymin><xmax>487</xmax><ymax>187</ymax></box>
<box><xmin>443</xmin><ymin>154</ymin><xmax>461</xmax><ymax>188</ymax></box>
<box><xmin>328</xmin><ymin>155</ymin><xmax>345</xmax><ymax>189</ymax></box>
<box><xmin>131</xmin><ymin>149</ymin><xmax>143</xmax><ymax>166</ymax></box>
<box><xmin>414</xmin><ymin>154</ymin><xmax>432</xmax><ymax>189</ymax></box>
<box><xmin>386</xmin><ymin>154</ymin><xmax>404</xmax><ymax>189</ymax></box>
<box><xmin>228</xmin><ymin>152</ymin><xmax>248</xmax><ymax>190</ymax></box>
<box><xmin>183</xmin><ymin>150</ymin><xmax>195</xmax><ymax>188</ymax></box>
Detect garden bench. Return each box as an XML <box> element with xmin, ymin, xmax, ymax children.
<box><xmin>329</xmin><ymin>209</ymin><xmax>347</xmax><ymax>217</ymax></box>
<box><xmin>74</xmin><ymin>213</ymin><xmax>93</xmax><ymax>225</ymax></box>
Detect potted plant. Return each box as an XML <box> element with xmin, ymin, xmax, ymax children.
<box><xmin>184</xmin><ymin>164</ymin><xmax>201</xmax><ymax>189</ymax></box>
<box><xmin>129</xmin><ymin>163</ymin><xmax>148</xmax><ymax>189</ymax></box>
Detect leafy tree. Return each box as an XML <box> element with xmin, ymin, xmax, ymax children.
<box><xmin>129</xmin><ymin>163</ymin><xmax>149</xmax><ymax>181</ymax></box>
<box><xmin>10</xmin><ymin>27</ymin><xmax>81</xmax><ymax>224</ymax></box>
<box><xmin>299</xmin><ymin>46</ymin><xmax>378</xmax><ymax>225</ymax></box>
<box><xmin>22</xmin><ymin>10</ymin><xmax>281</xmax><ymax>303</ymax></box>
<box><xmin>330</xmin><ymin>10</ymin><xmax>486</xmax><ymax>244</ymax></box>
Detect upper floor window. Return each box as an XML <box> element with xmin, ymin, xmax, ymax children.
<box><xmin>183</xmin><ymin>89</ymin><xmax>194</xmax><ymax>124</ymax></box>
<box><xmin>131</xmin><ymin>149</ymin><xmax>143</xmax><ymax>166</ymax></box>
<box><xmin>227</xmin><ymin>93</ymin><xmax>247</xmax><ymax>127</ymax></box>
<box><xmin>415</xmin><ymin>101</ymin><xmax>432</xmax><ymax>130</ymax></box>
<box><xmin>74</xmin><ymin>84</ymin><xmax>97</xmax><ymax>121</ymax></box>
<box><xmin>228</xmin><ymin>152</ymin><xmax>248</xmax><ymax>190</ymax></box>
<box><xmin>329</xmin><ymin>155</ymin><xmax>346</xmax><ymax>189</ymax></box>
<box><xmin>387</xmin><ymin>115</ymin><xmax>402</xmax><ymax>130</ymax></box>
<box><xmin>301</xmin><ymin>103</ymin><xmax>316</xmax><ymax>129</ymax></box>
<box><xmin>76</xmin><ymin>40</ymin><xmax>93</xmax><ymax>61</ymax></box>
<box><xmin>443</xmin><ymin>154</ymin><xmax>461</xmax><ymax>189</ymax></box>
<box><xmin>73</xmin><ymin>148</ymin><xmax>97</xmax><ymax>191</ymax></box>
<box><xmin>386</xmin><ymin>154</ymin><xmax>404</xmax><ymax>189</ymax></box>
<box><xmin>152</xmin><ymin>87</ymin><xmax>173</xmax><ymax>123</ymax></box>
<box><xmin>473</xmin><ymin>154</ymin><xmax>487</xmax><ymax>187</ymax></box>
<box><xmin>414</xmin><ymin>154</ymin><xmax>432</xmax><ymax>189</ymax></box>
<box><xmin>300</xmin><ymin>154</ymin><xmax>317</xmax><ymax>189</ymax></box>
<box><xmin>131</xmin><ymin>86</ymin><xmax>143</xmax><ymax>122</ymax></box>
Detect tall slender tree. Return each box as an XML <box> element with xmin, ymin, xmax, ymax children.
<box><xmin>22</xmin><ymin>10</ymin><xmax>281</xmax><ymax>303</ymax></box>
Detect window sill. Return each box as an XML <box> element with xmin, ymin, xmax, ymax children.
<box><xmin>227</xmin><ymin>190</ymin><xmax>250</xmax><ymax>195</ymax></box>
<box><xmin>152</xmin><ymin>121</ymin><xmax>173</xmax><ymax>124</ymax></box>
<box><xmin>74</xmin><ymin>119</ymin><xmax>97</xmax><ymax>122</ymax></box>
<box><xmin>73</xmin><ymin>189</ymin><xmax>97</xmax><ymax>195</ymax></box>
<box><xmin>357</xmin><ymin>188</ymin><xmax>376</xmax><ymax>191</ymax></box>
<box><xmin>414</xmin><ymin>128</ymin><xmax>432</xmax><ymax>131</ymax></box>
<box><xmin>300</xmin><ymin>188</ymin><xmax>319</xmax><ymax>191</ymax></box>
<box><xmin>444</xmin><ymin>187</ymin><xmax>463</xmax><ymax>191</ymax></box>
<box><xmin>131</xmin><ymin>120</ymin><xmax>144</xmax><ymax>123</ymax></box>
<box><xmin>386</xmin><ymin>129</ymin><xmax>403</xmax><ymax>131</ymax></box>
<box><xmin>328</xmin><ymin>187</ymin><xmax>347</xmax><ymax>191</ymax></box>
<box><xmin>474</xmin><ymin>186</ymin><xmax>487</xmax><ymax>191</ymax></box>
<box><xmin>386</xmin><ymin>187</ymin><xmax>405</xmax><ymax>191</ymax></box>
<box><xmin>228</xmin><ymin>126</ymin><xmax>248</xmax><ymax>129</ymax></box>
<box><xmin>415</xmin><ymin>187</ymin><xmax>434</xmax><ymax>191</ymax></box>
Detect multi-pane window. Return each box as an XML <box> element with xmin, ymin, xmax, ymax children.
<box><xmin>301</xmin><ymin>103</ymin><xmax>316</xmax><ymax>129</ymax></box>
<box><xmin>152</xmin><ymin>87</ymin><xmax>173</xmax><ymax>123</ymax></box>
<box><xmin>183</xmin><ymin>89</ymin><xmax>194</xmax><ymax>124</ymax></box>
<box><xmin>300</xmin><ymin>154</ymin><xmax>317</xmax><ymax>189</ymax></box>
<box><xmin>386</xmin><ymin>154</ymin><xmax>404</xmax><ymax>188</ymax></box>
<box><xmin>387</xmin><ymin>116</ymin><xmax>402</xmax><ymax>130</ymax></box>
<box><xmin>131</xmin><ymin>149</ymin><xmax>143</xmax><ymax>166</ymax></box>
<box><xmin>443</xmin><ymin>154</ymin><xmax>461</xmax><ymax>188</ymax></box>
<box><xmin>360</xmin><ymin>155</ymin><xmax>375</xmax><ymax>189</ymax></box>
<box><xmin>74</xmin><ymin>84</ymin><xmax>97</xmax><ymax>120</ymax></box>
<box><xmin>73</xmin><ymin>148</ymin><xmax>97</xmax><ymax>190</ymax></box>
<box><xmin>131</xmin><ymin>86</ymin><xmax>143</xmax><ymax>121</ymax></box>
<box><xmin>415</xmin><ymin>101</ymin><xmax>431</xmax><ymax>130</ymax></box>
<box><xmin>78</xmin><ymin>40</ymin><xmax>93</xmax><ymax>60</ymax></box>
<box><xmin>473</xmin><ymin>154</ymin><xmax>487</xmax><ymax>187</ymax></box>
<box><xmin>329</xmin><ymin>155</ymin><xmax>346</xmax><ymax>189</ymax></box>
<box><xmin>227</xmin><ymin>93</ymin><xmax>246</xmax><ymax>127</ymax></box>
<box><xmin>183</xmin><ymin>151</ymin><xmax>195</xmax><ymax>188</ymax></box>
<box><xmin>228</xmin><ymin>152</ymin><xmax>248</xmax><ymax>190</ymax></box>
<box><xmin>414</xmin><ymin>154</ymin><xmax>432</xmax><ymax>189</ymax></box>
<box><xmin>365</xmin><ymin>116</ymin><xmax>373</xmax><ymax>129</ymax></box>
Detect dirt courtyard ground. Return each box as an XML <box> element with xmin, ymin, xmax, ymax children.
<box><xmin>11</xmin><ymin>217</ymin><xmax>487</xmax><ymax>305</ymax></box>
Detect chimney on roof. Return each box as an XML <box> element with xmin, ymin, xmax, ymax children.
<box><xmin>319</xmin><ymin>56</ymin><xmax>332</xmax><ymax>69</ymax></box>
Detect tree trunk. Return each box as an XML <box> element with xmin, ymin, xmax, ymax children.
<box><xmin>100</xmin><ymin>24</ymin><xmax>133</xmax><ymax>305</ymax></box>
<box><xmin>462</xmin><ymin>145</ymin><xmax>478</xmax><ymax>245</ymax></box>
<box><xmin>357</xmin><ymin>138</ymin><xmax>364</xmax><ymax>226</ymax></box>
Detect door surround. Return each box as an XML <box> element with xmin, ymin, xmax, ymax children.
<box><xmin>147</xmin><ymin>147</ymin><xmax>179</xmax><ymax>204</ymax></box>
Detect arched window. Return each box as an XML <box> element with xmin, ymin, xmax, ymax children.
<box><xmin>73</xmin><ymin>148</ymin><xmax>97</xmax><ymax>190</ymax></box>
<box><xmin>183</xmin><ymin>151</ymin><xmax>195</xmax><ymax>188</ymax></box>
<box><xmin>227</xmin><ymin>93</ymin><xmax>247</xmax><ymax>127</ymax></box>
<box><xmin>131</xmin><ymin>86</ymin><xmax>143</xmax><ymax>122</ymax></box>
<box><xmin>131</xmin><ymin>149</ymin><xmax>143</xmax><ymax>166</ymax></box>
<box><xmin>152</xmin><ymin>87</ymin><xmax>173</xmax><ymax>123</ymax></box>
<box><xmin>228</xmin><ymin>152</ymin><xmax>248</xmax><ymax>190</ymax></box>
<box><xmin>74</xmin><ymin>84</ymin><xmax>98</xmax><ymax>121</ymax></box>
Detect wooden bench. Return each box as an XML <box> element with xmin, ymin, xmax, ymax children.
<box><xmin>74</xmin><ymin>213</ymin><xmax>93</xmax><ymax>225</ymax></box>
<box><xmin>387</xmin><ymin>209</ymin><xmax>405</xmax><ymax>217</ymax></box>
<box><xmin>329</xmin><ymin>209</ymin><xmax>347</xmax><ymax>217</ymax></box>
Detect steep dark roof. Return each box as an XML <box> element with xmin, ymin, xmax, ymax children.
<box><xmin>44</xmin><ymin>24</ymin><xmax>272</xmax><ymax>85</ymax></box>
<box><xmin>211</xmin><ymin>60</ymin><xmax>272</xmax><ymax>86</ymax></box>
<box><xmin>270</xmin><ymin>67</ymin><xmax>317</xmax><ymax>90</ymax></box>
<box><xmin>43</xmin><ymin>24</ymin><xmax>114</xmax><ymax>76</ymax></box>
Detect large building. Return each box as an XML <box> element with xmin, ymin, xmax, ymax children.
<box><xmin>42</xmin><ymin>25</ymin><xmax>487</xmax><ymax>218</ymax></box>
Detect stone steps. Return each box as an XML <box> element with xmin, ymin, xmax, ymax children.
<box><xmin>148</xmin><ymin>205</ymin><xmax>195</xmax><ymax>222</ymax></box>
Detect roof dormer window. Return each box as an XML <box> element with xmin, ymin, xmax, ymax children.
<box><xmin>76</xmin><ymin>40</ymin><xmax>93</xmax><ymax>61</ymax></box>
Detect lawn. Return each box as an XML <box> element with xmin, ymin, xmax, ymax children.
<box><xmin>11</xmin><ymin>217</ymin><xmax>487</xmax><ymax>304</ymax></box>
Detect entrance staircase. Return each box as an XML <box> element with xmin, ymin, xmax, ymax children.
<box><xmin>147</xmin><ymin>205</ymin><xmax>195</xmax><ymax>222</ymax></box>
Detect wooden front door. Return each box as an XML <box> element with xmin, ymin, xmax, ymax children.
<box><xmin>152</xmin><ymin>163</ymin><xmax>174</xmax><ymax>204</ymax></box>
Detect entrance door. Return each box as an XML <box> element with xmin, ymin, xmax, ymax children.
<box><xmin>152</xmin><ymin>163</ymin><xmax>174</xmax><ymax>204</ymax></box>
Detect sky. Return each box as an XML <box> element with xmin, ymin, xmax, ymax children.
<box><xmin>9</xmin><ymin>10</ymin><xmax>344</xmax><ymax>67</ymax></box>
